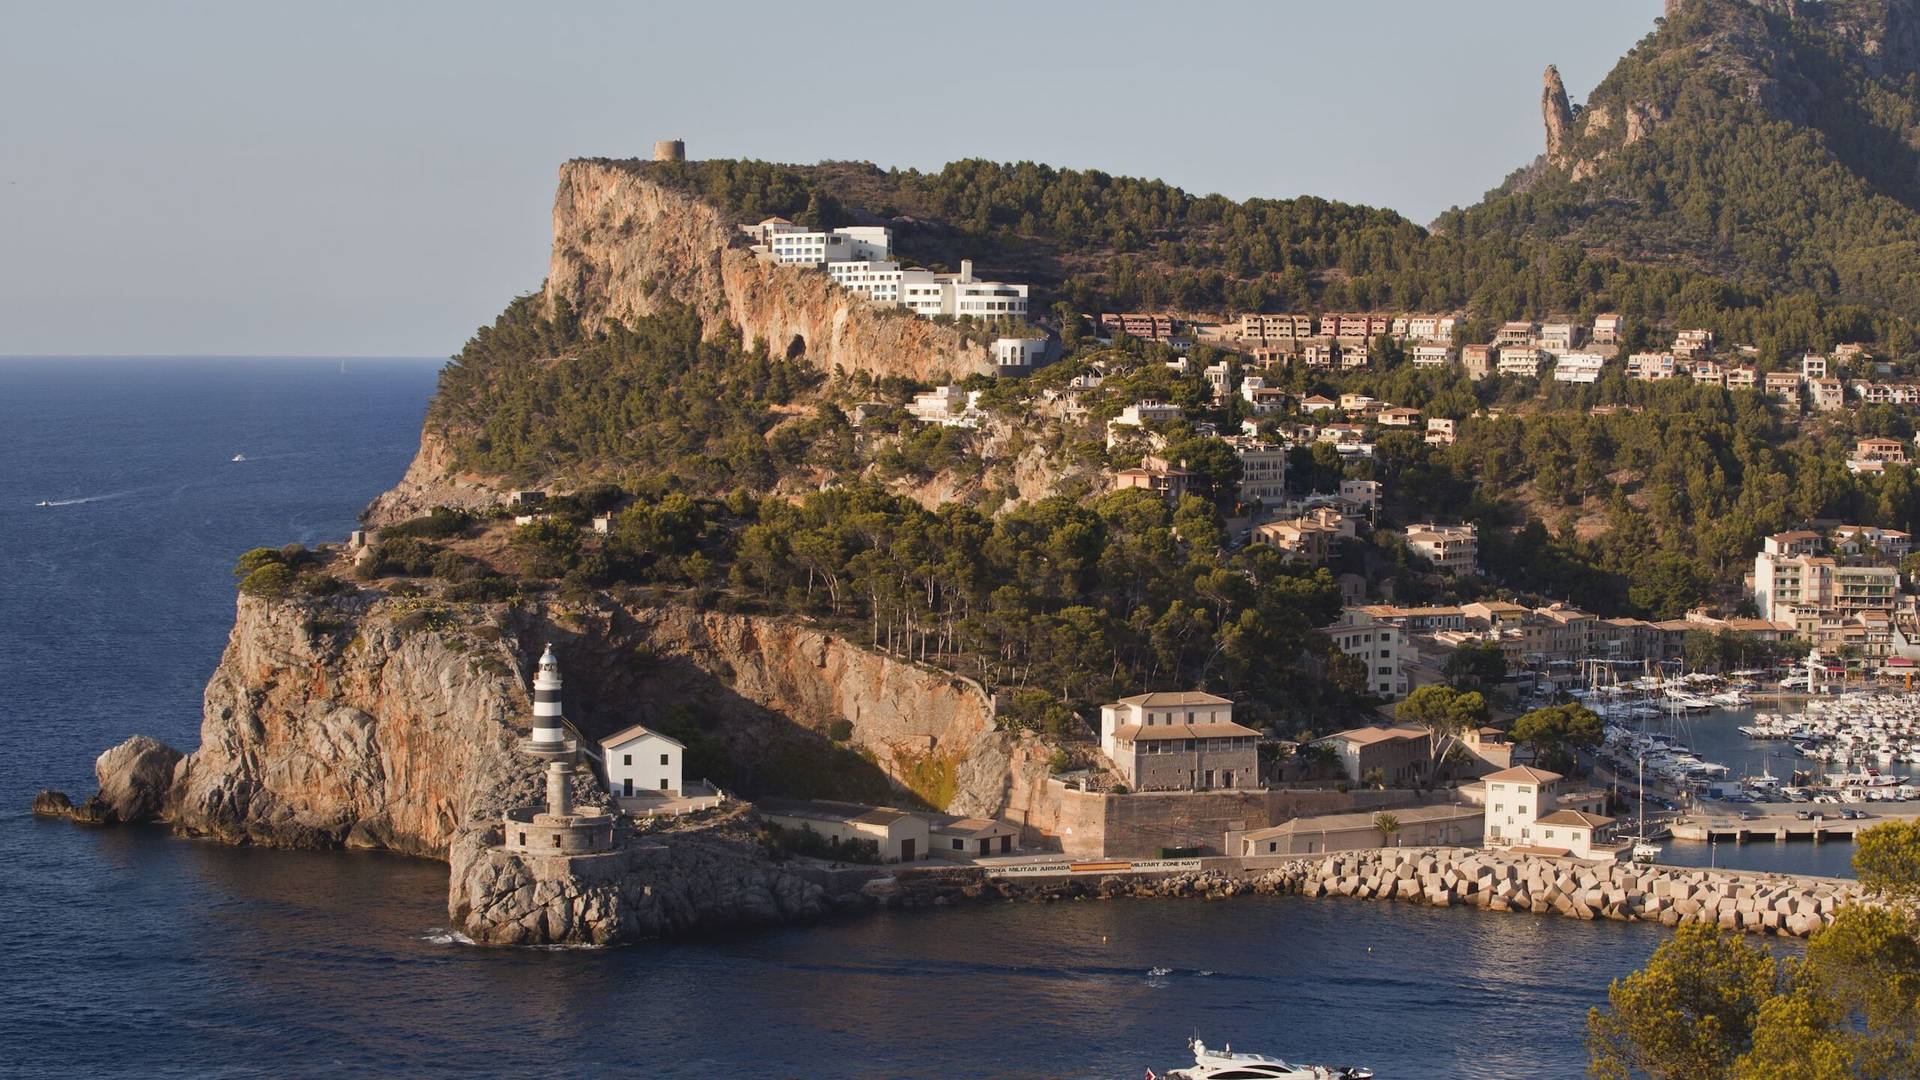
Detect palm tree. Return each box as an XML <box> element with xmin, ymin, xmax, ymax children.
<box><xmin>1374</xmin><ymin>811</ymin><xmax>1402</xmax><ymax>848</ymax></box>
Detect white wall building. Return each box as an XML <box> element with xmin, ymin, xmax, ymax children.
<box><xmin>908</xmin><ymin>385</ymin><xmax>983</xmax><ymax>427</ymax></box>
<box><xmin>992</xmin><ymin>337</ymin><xmax>1048</xmax><ymax>372</ymax></box>
<box><xmin>825</xmin><ymin>260</ymin><xmax>905</xmax><ymax>302</ymax></box>
<box><xmin>1404</xmin><ymin>522</ymin><xmax>1478</xmax><ymax>575</ymax></box>
<box><xmin>762</xmin><ymin>224</ymin><xmax>893</xmax><ymax>266</ymax></box>
<box><xmin>1552</xmin><ymin>352</ymin><xmax>1606</xmax><ymax>383</ymax></box>
<box><xmin>1325</xmin><ymin>609</ymin><xmax>1406</xmax><ymax>698</ymax></box>
<box><xmin>900</xmin><ymin>260</ymin><xmax>1028</xmax><ymax>319</ymax></box>
<box><xmin>601</xmin><ymin>724</ymin><xmax>685</xmax><ymax>798</ymax></box>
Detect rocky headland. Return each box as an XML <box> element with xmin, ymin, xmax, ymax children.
<box><xmin>39</xmin><ymin>586</ymin><xmax>1058</xmax><ymax>945</ymax></box>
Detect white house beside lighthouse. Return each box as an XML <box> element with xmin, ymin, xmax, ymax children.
<box><xmin>601</xmin><ymin>723</ymin><xmax>684</xmax><ymax>798</ymax></box>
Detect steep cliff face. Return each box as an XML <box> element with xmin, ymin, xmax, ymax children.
<box><xmin>362</xmin><ymin>430</ymin><xmax>505</xmax><ymax>528</ymax></box>
<box><xmin>153</xmin><ymin>592</ymin><xmax>1050</xmax><ymax>859</ymax></box>
<box><xmin>544</xmin><ymin>160</ymin><xmax>993</xmax><ymax>383</ymax></box>
<box><xmin>170</xmin><ymin>594</ymin><xmax>540</xmax><ymax>856</ymax></box>
<box><xmin>615</xmin><ymin>606</ymin><xmax>1055</xmax><ymax>825</ymax></box>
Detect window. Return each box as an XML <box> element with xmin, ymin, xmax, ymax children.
<box><xmin>623</xmin><ymin>754</ymin><xmax>632</xmax><ymax>766</ymax></box>
<box><xmin>553</xmin><ymin>835</ymin><xmax>562</xmax><ymax>848</ymax></box>
<box><xmin>952</xmin><ymin>839</ymin><xmax>964</xmax><ymax>850</ymax></box>
<box><xmin>518</xmin><ymin>831</ymin><xmax>526</xmax><ymax>846</ymax></box>
<box><xmin>660</xmin><ymin>753</ymin><xmax>670</xmax><ymax>766</ymax></box>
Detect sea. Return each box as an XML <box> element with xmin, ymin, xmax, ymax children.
<box><xmin>0</xmin><ymin>356</ymin><xmax>1807</xmax><ymax>1079</ymax></box>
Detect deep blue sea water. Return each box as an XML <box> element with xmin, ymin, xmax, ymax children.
<box><xmin>2</xmin><ymin>357</ymin><xmax>1693</xmax><ymax>1079</ymax></box>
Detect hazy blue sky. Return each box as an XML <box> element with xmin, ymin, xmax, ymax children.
<box><xmin>1</xmin><ymin>1</ymin><xmax>1664</xmax><ymax>357</ymax></box>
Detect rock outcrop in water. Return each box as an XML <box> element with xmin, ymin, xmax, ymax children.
<box><xmin>449</xmin><ymin>805</ymin><xmax>833</xmax><ymax>945</ymax></box>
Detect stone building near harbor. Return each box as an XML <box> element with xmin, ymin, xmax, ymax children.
<box><xmin>1098</xmin><ymin>691</ymin><xmax>1262</xmax><ymax>791</ymax></box>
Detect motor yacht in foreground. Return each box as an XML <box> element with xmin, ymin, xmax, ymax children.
<box><xmin>1155</xmin><ymin>1038</ymin><xmax>1375</xmax><ymax>1079</ymax></box>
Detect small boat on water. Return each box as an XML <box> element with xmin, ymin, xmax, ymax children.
<box><xmin>1156</xmin><ymin>1038</ymin><xmax>1374</xmax><ymax>1080</ymax></box>
<box><xmin>231</xmin><ymin>453</ymin><xmax>247</xmax><ymax>462</ymax></box>
<box><xmin>36</xmin><ymin>500</ymin><xmax>52</xmax><ymax>507</ymax></box>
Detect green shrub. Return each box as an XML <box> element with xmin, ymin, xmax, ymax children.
<box><xmin>239</xmin><ymin>563</ymin><xmax>295</xmax><ymax>597</ymax></box>
<box><xmin>381</xmin><ymin>507</ymin><xmax>475</xmax><ymax>540</ymax></box>
<box><xmin>827</xmin><ymin>718</ymin><xmax>854</xmax><ymax>742</ymax></box>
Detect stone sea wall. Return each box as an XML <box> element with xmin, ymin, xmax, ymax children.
<box><xmin>880</xmin><ymin>847</ymin><xmax>1864</xmax><ymax>939</ymax></box>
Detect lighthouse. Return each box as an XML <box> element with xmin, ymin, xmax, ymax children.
<box><xmin>521</xmin><ymin>644</ymin><xmax>577</xmax><ymax>759</ymax></box>
<box><xmin>502</xmin><ymin>644</ymin><xmax>613</xmax><ymax>856</ymax></box>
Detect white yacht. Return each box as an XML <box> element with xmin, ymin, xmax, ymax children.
<box><xmin>1159</xmin><ymin>1038</ymin><xmax>1374</xmax><ymax>1079</ymax></box>
<box><xmin>231</xmin><ymin>453</ymin><xmax>247</xmax><ymax>462</ymax></box>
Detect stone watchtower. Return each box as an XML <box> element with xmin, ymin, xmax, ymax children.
<box><xmin>652</xmin><ymin>138</ymin><xmax>686</xmax><ymax>162</ymax></box>
<box><xmin>501</xmin><ymin>645</ymin><xmax>614</xmax><ymax>855</ymax></box>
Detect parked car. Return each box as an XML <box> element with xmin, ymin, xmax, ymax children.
<box><xmin>1796</xmin><ymin>809</ymin><xmax>1814</xmax><ymax>820</ymax></box>
<box><xmin>1738</xmin><ymin>809</ymin><xmax>1759</xmax><ymax>820</ymax></box>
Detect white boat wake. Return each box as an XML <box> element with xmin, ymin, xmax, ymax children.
<box><xmin>33</xmin><ymin>490</ymin><xmax>135</xmax><ymax>508</ymax></box>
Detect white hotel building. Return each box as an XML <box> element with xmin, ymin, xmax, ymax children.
<box><xmin>746</xmin><ymin>219</ymin><xmax>1028</xmax><ymax>321</ymax></box>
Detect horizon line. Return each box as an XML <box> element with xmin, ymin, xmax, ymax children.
<box><xmin>0</xmin><ymin>354</ymin><xmax>447</xmax><ymax>361</ymax></box>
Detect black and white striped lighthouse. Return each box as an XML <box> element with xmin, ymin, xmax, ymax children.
<box><xmin>520</xmin><ymin>644</ymin><xmax>577</xmax><ymax>760</ymax></box>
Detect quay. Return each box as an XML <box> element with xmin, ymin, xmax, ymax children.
<box><xmin>1670</xmin><ymin>812</ymin><xmax>1862</xmax><ymax>844</ymax></box>
<box><xmin>1671</xmin><ymin>801</ymin><xmax>1920</xmax><ymax>844</ymax></box>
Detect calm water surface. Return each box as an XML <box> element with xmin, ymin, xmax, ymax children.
<box><xmin>0</xmin><ymin>357</ymin><xmax>1678</xmax><ymax>1078</ymax></box>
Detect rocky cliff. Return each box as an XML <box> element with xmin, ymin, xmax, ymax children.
<box><xmin>545</xmin><ymin>160</ymin><xmax>993</xmax><ymax>383</ymax></box>
<box><xmin>150</xmin><ymin>592</ymin><xmax>1049</xmax><ymax>851</ymax></box>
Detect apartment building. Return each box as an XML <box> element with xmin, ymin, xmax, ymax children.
<box><xmin>1673</xmin><ymin>329</ymin><xmax>1714</xmax><ymax>358</ymax></box>
<box><xmin>1627</xmin><ymin>352</ymin><xmax>1677</xmax><ymax>380</ymax></box>
<box><xmin>1101</xmin><ymin>312</ymin><xmax>1177</xmax><ymax>341</ymax></box>
<box><xmin>1538</xmin><ymin>316</ymin><xmax>1582</xmax><ymax>353</ymax></box>
<box><xmin>1832</xmin><ymin>525</ymin><xmax>1913</xmax><ymax>559</ymax></box>
<box><xmin>1802</xmin><ymin>354</ymin><xmax>1829</xmax><ymax>380</ymax></box>
<box><xmin>1763</xmin><ymin>372</ymin><xmax>1803</xmax><ymax>404</ymax></box>
<box><xmin>1253</xmin><ymin>507</ymin><xmax>1353</xmax><ymax>566</ymax></box>
<box><xmin>1496</xmin><ymin>347</ymin><xmax>1543</xmax><ymax>379</ymax></box>
<box><xmin>1404</xmin><ymin>522</ymin><xmax>1478</xmax><ymax>575</ymax></box>
<box><xmin>1236</xmin><ymin>313</ymin><xmax>1315</xmax><ymax>342</ymax></box>
<box><xmin>1750</xmin><ymin>531</ymin><xmax>1899</xmax><ymax>625</ymax></box>
<box><xmin>1856</xmin><ymin>383</ymin><xmax>1920</xmax><ymax>406</ymax></box>
<box><xmin>1110</xmin><ymin>463</ymin><xmax>1192</xmax><ymax>503</ymax></box>
<box><xmin>1410</xmin><ymin>344</ymin><xmax>1452</xmax><ymax>368</ymax></box>
<box><xmin>1591</xmin><ymin>313</ymin><xmax>1624</xmax><ymax>345</ymax></box>
<box><xmin>1725</xmin><ymin>367</ymin><xmax>1758</xmax><ymax>390</ymax></box>
<box><xmin>1552</xmin><ymin>352</ymin><xmax>1605</xmax><ymax>383</ymax></box>
<box><xmin>1809</xmin><ymin>378</ymin><xmax>1846</xmax><ymax>412</ymax></box>
<box><xmin>1229</xmin><ymin>438</ymin><xmax>1289</xmax><ymax>505</ymax></box>
<box><xmin>1324</xmin><ymin>608</ymin><xmax>1408</xmax><ymax>698</ymax></box>
<box><xmin>1494</xmin><ymin>321</ymin><xmax>1537</xmax><ymax>348</ymax></box>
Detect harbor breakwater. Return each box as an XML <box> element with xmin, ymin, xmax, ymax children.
<box><xmin>885</xmin><ymin>847</ymin><xmax>1863</xmax><ymax>938</ymax></box>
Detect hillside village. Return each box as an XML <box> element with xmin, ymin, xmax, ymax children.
<box><xmin>329</xmin><ymin>162</ymin><xmax>1920</xmax><ymax>869</ymax></box>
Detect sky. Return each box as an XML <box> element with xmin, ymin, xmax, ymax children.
<box><xmin>0</xmin><ymin>1</ymin><xmax>1665</xmax><ymax>358</ymax></box>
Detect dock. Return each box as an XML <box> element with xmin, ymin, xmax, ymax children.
<box><xmin>1671</xmin><ymin>812</ymin><xmax>1863</xmax><ymax>844</ymax></box>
